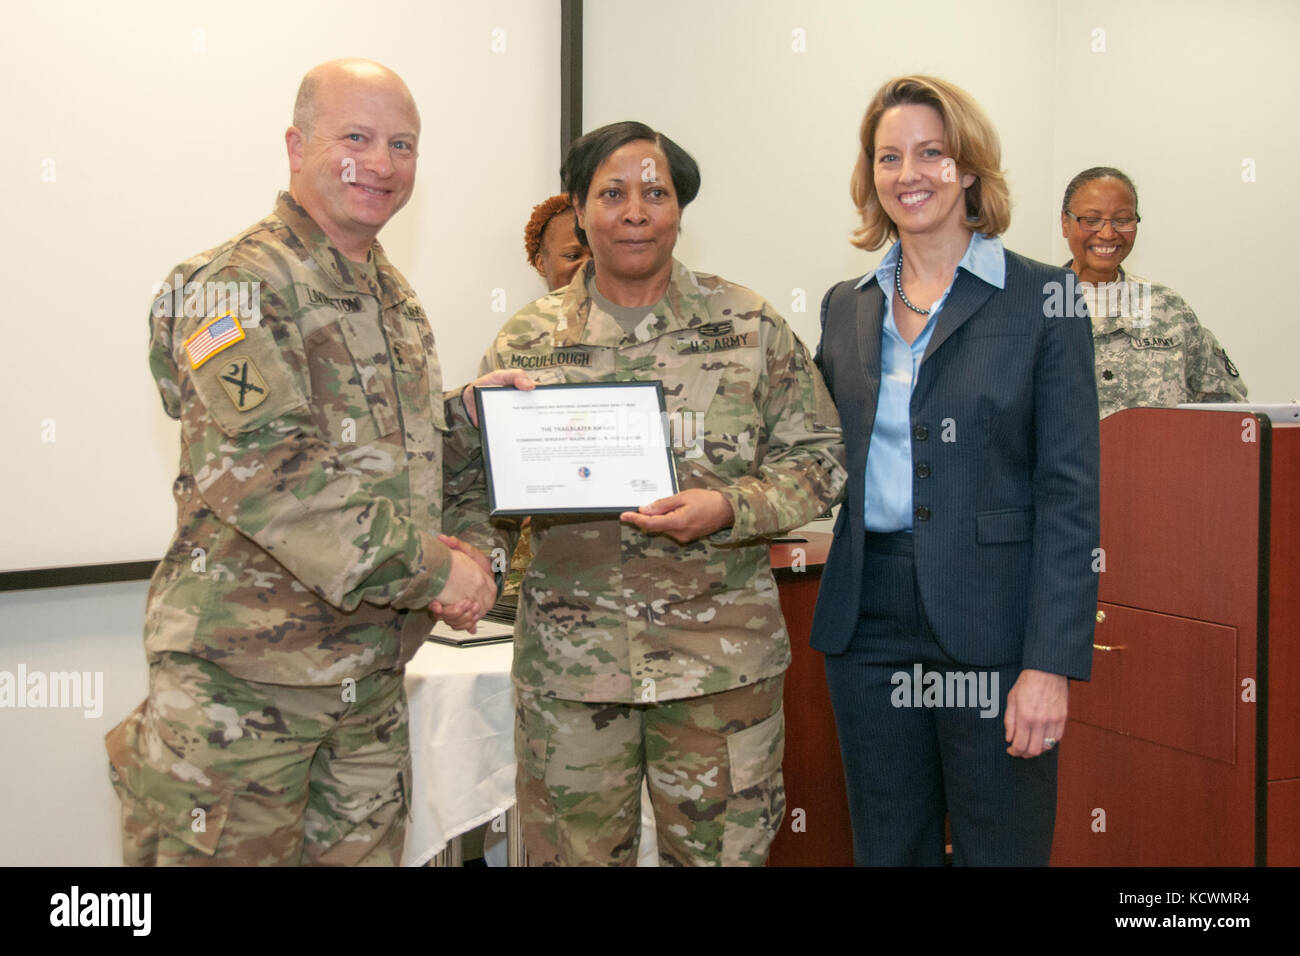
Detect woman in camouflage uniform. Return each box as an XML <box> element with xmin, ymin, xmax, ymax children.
<box><xmin>457</xmin><ymin>122</ymin><xmax>846</xmax><ymax>865</ymax></box>
<box><xmin>1060</xmin><ymin>166</ymin><xmax>1247</xmax><ymax>417</ymax></box>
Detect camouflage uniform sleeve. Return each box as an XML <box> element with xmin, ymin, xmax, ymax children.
<box><xmin>441</xmin><ymin>379</ymin><xmax>517</xmax><ymax>566</ymax></box>
<box><xmin>710</xmin><ymin>306</ymin><xmax>847</xmax><ymax>544</ymax></box>
<box><xmin>440</xmin><ymin>342</ymin><xmax>520</xmax><ymax>566</ymax></box>
<box><xmin>1183</xmin><ymin>300</ymin><xmax>1248</xmax><ymax>403</ymax></box>
<box><xmin>176</xmin><ymin>268</ymin><xmax>454</xmax><ymax>613</ymax></box>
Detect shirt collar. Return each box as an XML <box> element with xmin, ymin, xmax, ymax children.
<box><xmin>554</xmin><ymin>258</ymin><xmax>712</xmax><ymax>347</ymax></box>
<box><xmin>1062</xmin><ymin>258</ymin><xmax>1129</xmax><ymax>284</ymax></box>
<box><xmin>273</xmin><ymin>191</ymin><xmax>410</xmax><ymax>307</ymax></box>
<box><xmin>856</xmin><ymin>231</ymin><xmax>1007</xmax><ymax>291</ymax></box>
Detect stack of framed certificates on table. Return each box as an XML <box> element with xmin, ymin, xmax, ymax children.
<box><xmin>427</xmin><ymin>594</ymin><xmax>518</xmax><ymax>648</ymax></box>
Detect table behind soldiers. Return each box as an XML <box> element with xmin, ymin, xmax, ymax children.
<box><xmin>403</xmin><ymin>640</ymin><xmax>517</xmax><ymax>866</ymax></box>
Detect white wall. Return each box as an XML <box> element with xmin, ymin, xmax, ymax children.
<box><xmin>1051</xmin><ymin>0</ymin><xmax>1299</xmax><ymax>401</ymax></box>
<box><xmin>584</xmin><ymin>0</ymin><xmax>1058</xmax><ymax>355</ymax></box>
<box><xmin>0</xmin><ymin>582</ymin><xmax>149</xmax><ymax>865</ymax></box>
<box><xmin>584</xmin><ymin>0</ymin><xmax>1299</xmax><ymax>403</ymax></box>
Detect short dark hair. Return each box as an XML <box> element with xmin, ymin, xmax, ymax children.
<box><xmin>561</xmin><ymin>121</ymin><xmax>701</xmax><ymax>245</ymax></box>
<box><xmin>1062</xmin><ymin>166</ymin><xmax>1139</xmax><ymax>216</ymax></box>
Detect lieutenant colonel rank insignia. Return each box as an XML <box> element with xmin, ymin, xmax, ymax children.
<box><xmin>217</xmin><ymin>356</ymin><xmax>269</xmax><ymax>412</ymax></box>
<box><xmin>184</xmin><ymin>313</ymin><xmax>246</xmax><ymax>369</ymax></box>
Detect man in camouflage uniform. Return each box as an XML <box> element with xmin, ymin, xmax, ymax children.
<box><xmin>1082</xmin><ymin>268</ymin><xmax>1248</xmax><ymax>418</ymax></box>
<box><xmin>105</xmin><ymin>59</ymin><xmax>504</xmax><ymax>866</ymax></box>
<box><xmin>452</xmin><ymin>253</ymin><xmax>847</xmax><ymax>866</ymax></box>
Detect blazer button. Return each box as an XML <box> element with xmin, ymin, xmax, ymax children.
<box><xmin>913</xmin><ymin>424</ymin><xmax>929</xmax><ymax>441</ymax></box>
<box><xmin>915</xmin><ymin>463</ymin><xmax>931</xmax><ymax>479</ymax></box>
<box><xmin>914</xmin><ymin>505</ymin><xmax>930</xmax><ymax>521</ymax></box>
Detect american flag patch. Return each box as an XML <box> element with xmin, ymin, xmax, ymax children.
<box><xmin>184</xmin><ymin>313</ymin><xmax>246</xmax><ymax>369</ymax></box>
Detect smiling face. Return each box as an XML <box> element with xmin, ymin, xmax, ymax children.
<box><xmin>872</xmin><ymin>103</ymin><xmax>975</xmax><ymax>243</ymax></box>
<box><xmin>287</xmin><ymin>64</ymin><xmax>420</xmax><ymax>261</ymax></box>
<box><xmin>1062</xmin><ymin>177</ymin><xmax>1138</xmax><ymax>284</ymax></box>
<box><xmin>575</xmin><ymin>140</ymin><xmax>679</xmax><ymax>304</ymax></box>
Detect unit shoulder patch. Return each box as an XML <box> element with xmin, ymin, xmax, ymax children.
<box><xmin>216</xmin><ymin>355</ymin><xmax>269</xmax><ymax>412</ymax></box>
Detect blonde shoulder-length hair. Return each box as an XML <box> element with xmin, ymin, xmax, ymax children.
<box><xmin>849</xmin><ymin>75</ymin><xmax>1011</xmax><ymax>251</ymax></box>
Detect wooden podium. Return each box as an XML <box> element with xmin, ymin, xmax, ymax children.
<box><xmin>767</xmin><ymin>533</ymin><xmax>855</xmax><ymax>866</ymax></box>
<box><xmin>1052</xmin><ymin>408</ymin><xmax>1299</xmax><ymax>866</ymax></box>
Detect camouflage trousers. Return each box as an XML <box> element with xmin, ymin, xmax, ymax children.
<box><xmin>515</xmin><ymin>675</ymin><xmax>785</xmax><ymax>866</ymax></box>
<box><xmin>105</xmin><ymin>652</ymin><xmax>410</xmax><ymax>866</ymax></box>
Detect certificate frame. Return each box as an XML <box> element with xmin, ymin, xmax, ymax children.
<box><xmin>474</xmin><ymin>381</ymin><xmax>679</xmax><ymax>516</ymax></box>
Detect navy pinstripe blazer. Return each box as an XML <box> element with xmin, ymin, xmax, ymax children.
<box><xmin>809</xmin><ymin>249</ymin><xmax>1100</xmax><ymax>680</ymax></box>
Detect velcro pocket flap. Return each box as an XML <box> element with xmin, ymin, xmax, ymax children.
<box><xmin>726</xmin><ymin>705</ymin><xmax>785</xmax><ymax>793</ymax></box>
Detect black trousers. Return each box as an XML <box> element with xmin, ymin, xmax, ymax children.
<box><xmin>823</xmin><ymin>532</ymin><xmax>1058</xmax><ymax>866</ymax></box>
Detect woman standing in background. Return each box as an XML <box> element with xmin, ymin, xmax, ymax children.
<box><xmin>1060</xmin><ymin>166</ymin><xmax>1247</xmax><ymax>417</ymax></box>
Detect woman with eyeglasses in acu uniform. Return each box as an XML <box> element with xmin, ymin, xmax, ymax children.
<box><xmin>1060</xmin><ymin>166</ymin><xmax>1248</xmax><ymax>417</ymax></box>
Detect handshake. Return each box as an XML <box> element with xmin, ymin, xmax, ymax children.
<box><xmin>425</xmin><ymin>366</ymin><xmax>536</xmax><ymax>633</ymax></box>
<box><xmin>428</xmin><ymin>534</ymin><xmax>498</xmax><ymax>633</ymax></box>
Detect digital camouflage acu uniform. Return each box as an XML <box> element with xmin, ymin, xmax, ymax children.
<box><xmin>107</xmin><ymin>192</ymin><xmax>470</xmax><ymax>865</ymax></box>
<box><xmin>1081</xmin><ymin>267</ymin><xmax>1248</xmax><ymax>418</ymax></box>
<box><xmin>450</xmin><ymin>259</ymin><xmax>847</xmax><ymax>865</ymax></box>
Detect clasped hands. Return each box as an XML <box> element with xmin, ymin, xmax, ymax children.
<box><xmin>429</xmin><ymin>368</ymin><xmax>540</xmax><ymax>633</ymax></box>
<box><xmin>428</xmin><ymin>534</ymin><xmax>496</xmax><ymax>633</ymax></box>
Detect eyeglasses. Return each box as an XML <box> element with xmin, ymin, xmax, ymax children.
<box><xmin>1065</xmin><ymin>211</ymin><xmax>1141</xmax><ymax>233</ymax></box>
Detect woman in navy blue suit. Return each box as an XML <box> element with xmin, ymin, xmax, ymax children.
<box><xmin>811</xmin><ymin>75</ymin><xmax>1100</xmax><ymax>866</ymax></box>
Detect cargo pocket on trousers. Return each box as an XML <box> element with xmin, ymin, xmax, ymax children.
<box><xmin>105</xmin><ymin>705</ymin><xmax>236</xmax><ymax>859</ymax></box>
<box><xmin>726</xmin><ymin>706</ymin><xmax>785</xmax><ymax>793</ymax></box>
<box><xmin>721</xmin><ymin>706</ymin><xmax>787</xmax><ymax>865</ymax></box>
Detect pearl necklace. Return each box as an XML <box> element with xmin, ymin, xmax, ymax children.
<box><xmin>895</xmin><ymin>252</ymin><xmax>930</xmax><ymax>315</ymax></box>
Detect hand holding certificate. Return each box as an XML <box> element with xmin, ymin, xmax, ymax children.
<box><xmin>475</xmin><ymin>382</ymin><xmax>679</xmax><ymax>516</ymax></box>
<box><xmin>618</xmin><ymin>487</ymin><xmax>735</xmax><ymax>544</ymax></box>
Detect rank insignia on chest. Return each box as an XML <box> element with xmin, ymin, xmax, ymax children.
<box><xmin>217</xmin><ymin>356</ymin><xmax>269</xmax><ymax>411</ymax></box>
<box><xmin>184</xmin><ymin>313</ymin><xmax>246</xmax><ymax>369</ymax></box>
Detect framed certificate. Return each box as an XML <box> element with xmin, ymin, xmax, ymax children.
<box><xmin>474</xmin><ymin>381</ymin><xmax>679</xmax><ymax>516</ymax></box>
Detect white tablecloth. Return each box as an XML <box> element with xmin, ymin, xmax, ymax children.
<box><xmin>402</xmin><ymin>638</ymin><xmax>657</xmax><ymax>866</ymax></box>
<box><xmin>402</xmin><ymin>640</ymin><xmax>517</xmax><ymax>867</ymax></box>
